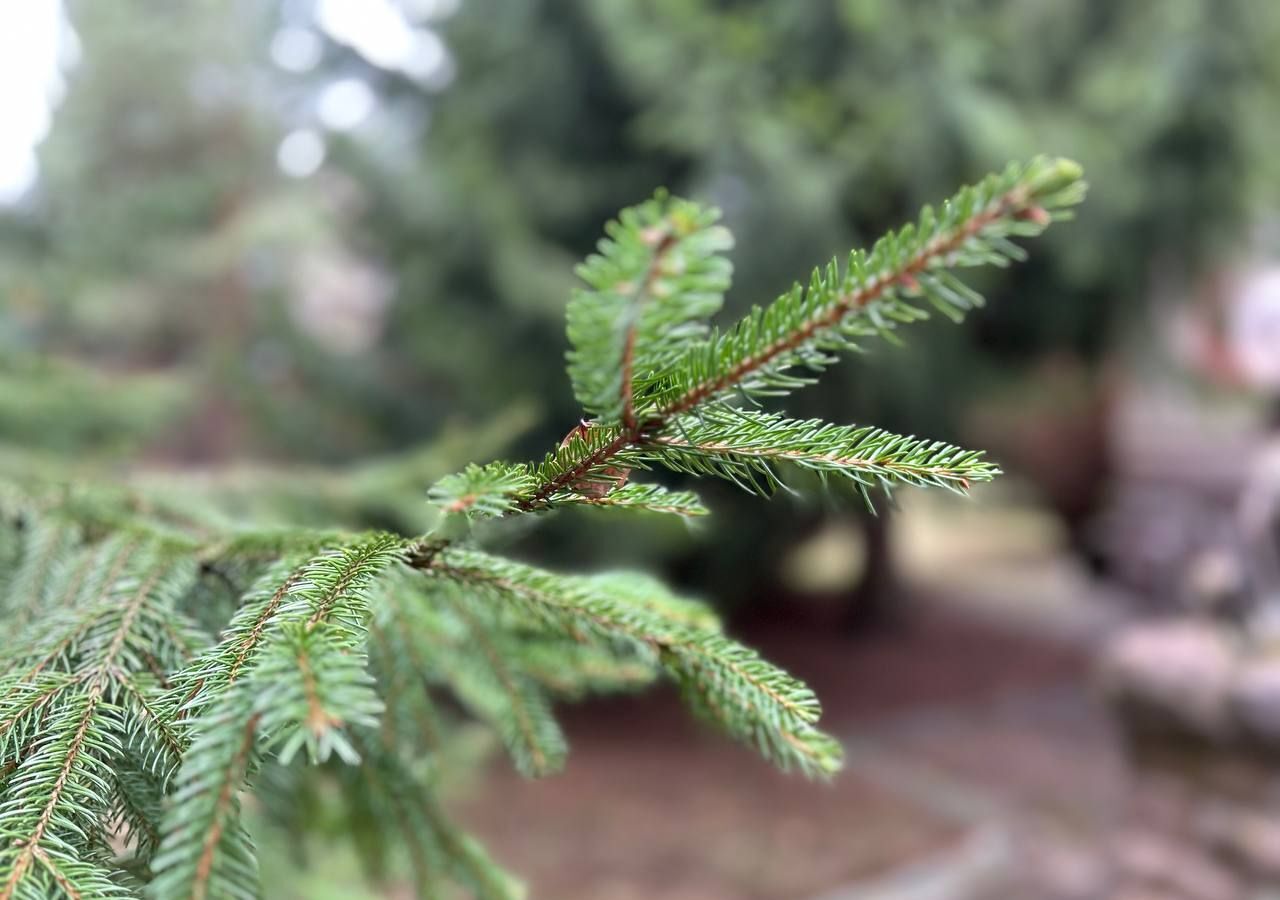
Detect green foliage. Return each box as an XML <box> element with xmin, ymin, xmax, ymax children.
<box><xmin>645</xmin><ymin>159</ymin><xmax>1084</xmax><ymax>414</ymax></box>
<box><xmin>550</xmin><ymin>483</ymin><xmax>709</xmax><ymax>518</ymax></box>
<box><xmin>649</xmin><ymin>409</ymin><xmax>999</xmax><ymax>499</ymax></box>
<box><xmin>427</xmin><ymin>463</ymin><xmax>538</xmax><ymax>522</ymax></box>
<box><xmin>0</xmin><ymin>160</ymin><xmax>1082</xmax><ymax>897</ymax></box>
<box><xmin>505</xmin><ymin>158</ymin><xmax>1082</xmax><ymax>518</ymax></box>
<box><xmin>0</xmin><ymin>357</ymin><xmax>192</xmax><ymax>460</ymax></box>
<box><xmin>567</xmin><ymin>192</ymin><xmax>734</xmax><ymax>424</ymax></box>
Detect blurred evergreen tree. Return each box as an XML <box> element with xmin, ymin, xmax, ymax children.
<box><xmin>0</xmin><ymin>0</ymin><xmax>442</xmax><ymax>463</ymax></box>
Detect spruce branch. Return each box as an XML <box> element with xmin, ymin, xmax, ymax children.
<box><xmin>509</xmin><ymin>640</ymin><xmax>657</xmax><ymax>699</ymax></box>
<box><xmin>515</xmin><ymin>425</ymin><xmax>647</xmax><ymax>511</ymax></box>
<box><xmin>647</xmin><ymin>408</ymin><xmax>998</xmax><ymax>497</ymax></box>
<box><xmin>254</xmin><ymin>625</ymin><xmax>384</xmax><ymax>767</ymax></box>
<box><xmin>167</xmin><ymin>555</ymin><xmax>310</xmax><ymax>722</ymax></box>
<box><xmin>367</xmin><ymin>600</ymin><xmax>446</xmax><ymax>754</ymax></box>
<box><xmin>0</xmin><ymin>675</ymin><xmax>75</xmax><ymax>759</ymax></box>
<box><xmin>342</xmin><ymin>735</ymin><xmax>525</xmax><ymax>900</ymax></box>
<box><xmin>423</xmin><ymin>548</ymin><xmax>842</xmax><ymax>776</ymax></box>
<box><xmin>152</xmin><ymin>535</ymin><xmax>404</xmax><ymax>899</ymax></box>
<box><xmin>4</xmin><ymin>519</ymin><xmax>81</xmax><ymax>626</ymax></box>
<box><xmin>427</xmin><ymin>463</ymin><xmax>537</xmax><ymax>521</ymax></box>
<box><xmin>578</xmin><ymin>571</ymin><xmax>721</xmax><ymax>632</ymax></box>
<box><xmin>0</xmin><ymin>695</ymin><xmax>125</xmax><ymax>900</ymax></box>
<box><xmin>567</xmin><ymin>192</ymin><xmax>733</xmax><ymax>426</ymax></box>
<box><xmin>378</xmin><ymin>569</ymin><xmax>574</xmax><ymax>776</ymax></box>
<box><xmin>0</xmin><ymin>541</ymin><xmax>196</xmax><ymax>899</ymax></box>
<box><xmin>294</xmin><ymin>534</ymin><xmax>408</xmax><ymax>641</ymax></box>
<box><xmin>148</xmin><ymin>691</ymin><xmax>260</xmax><ymax>900</ymax></box>
<box><xmin>500</xmin><ymin>157</ymin><xmax>1084</xmax><ymax>513</ymax></box>
<box><xmin>109</xmin><ymin>756</ymin><xmax>166</xmax><ymax>863</ymax></box>
<box><xmin>377</xmin><ymin>569</ymin><xmax>650</xmax><ymax>744</ymax></box>
<box><xmin>411</xmin><ymin>157</ymin><xmax>1083</xmax><ymax>785</ymax></box>
<box><xmin>647</xmin><ymin>158</ymin><xmax>1085</xmax><ymax>417</ymax></box>
<box><xmin>548</xmin><ymin>482</ymin><xmax>709</xmax><ymax>517</ymax></box>
<box><xmin>117</xmin><ymin>676</ymin><xmax>185</xmax><ymax>779</ymax></box>
<box><xmin>433</xmin><ymin>590</ymin><xmax>567</xmax><ymax>777</ymax></box>
<box><xmin>0</xmin><ymin>156</ymin><xmax>1086</xmax><ymax>897</ymax></box>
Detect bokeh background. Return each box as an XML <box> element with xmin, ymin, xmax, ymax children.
<box><xmin>4</xmin><ymin>1</ymin><xmax>1280</xmax><ymax>897</ymax></box>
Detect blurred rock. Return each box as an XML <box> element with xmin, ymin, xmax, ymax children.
<box><xmin>1100</xmin><ymin>622</ymin><xmax>1238</xmax><ymax>740</ymax></box>
<box><xmin>1186</xmin><ymin>548</ymin><xmax>1250</xmax><ymax>621</ymax></box>
<box><xmin>1231</xmin><ymin>814</ymin><xmax>1280</xmax><ymax>881</ymax></box>
<box><xmin>1110</xmin><ymin>888</ymin><xmax>1185</xmax><ymax>900</ymax></box>
<box><xmin>1197</xmin><ymin>805</ymin><xmax>1280</xmax><ymax>881</ymax></box>
<box><xmin>1033</xmin><ymin>841</ymin><xmax>1109</xmax><ymax>899</ymax></box>
<box><xmin>1228</xmin><ymin>267</ymin><xmax>1280</xmax><ymax>391</ymax></box>
<box><xmin>1231</xmin><ymin>658</ymin><xmax>1280</xmax><ymax>743</ymax></box>
<box><xmin>1112</xmin><ymin>828</ymin><xmax>1242</xmax><ymax>900</ymax></box>
<box><xmin>1100</xmin><ymin>613</ymin><xmax>1280</xmax><ymax>900</ymax></box>
<box><xmin>1112</xmin><ymin>829</ymin><xmax>1180</xmax><ymax>879</ymax></box>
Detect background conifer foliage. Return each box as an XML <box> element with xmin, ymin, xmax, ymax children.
<box><xmin>0</xmin><ymin>158</ymin><xmax>1083</xmax><ymax>898</ymax></box>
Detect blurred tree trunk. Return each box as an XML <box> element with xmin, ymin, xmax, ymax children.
<box><xmin>841</xmin><ymin>508</ymin><xmax>899</xmax><ymax>632</ymax></box>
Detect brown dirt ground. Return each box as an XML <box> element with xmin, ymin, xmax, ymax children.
<box><xmin>453</xmin><ymin>608</ymin><xmax>1089</xmax><ymax>899</ymax></box>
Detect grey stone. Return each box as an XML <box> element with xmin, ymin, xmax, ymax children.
<box><xmin>1101</xmin><ymin>622</ymin><xmax>1239</xmax><ymax>739</ymax></box>
<box><xmin>1033</xmin><ymin>842</ymin><xmax>1109</xmax><ymax>899</ymax></box>
<box><xmin>1231</xmin><ymin>658</ymin><xmax>1280</xmax><ymax>745</ymax></box>
<box><xmin>1204</xmin><ymin>808</ymin><xmax>1280</xmax><ymax>880</ymax></box>
<box><xmin>1112</xmin><ymin>829</ymin><xmax>1242</xmax><ymax>900</ymax></box>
